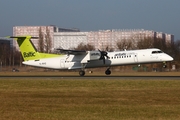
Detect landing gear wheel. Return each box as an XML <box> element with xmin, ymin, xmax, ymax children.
<box><xmin>163</xmin><ymin>65</ymin><xmax>167</xmax><ymax>68</ymax></box>
<box><xmin>163</xmin><ymin>62</ymin><xmax>167</xmax><ymax>68</ymax></box>
<box><xmin>105</xmin><ymin>69</ymin><xmax>111</xmax><ymax>75</ymax></box>
<box><xmin>79</xmin><ymin>70</ymin><xmax>85</xmax><ymax>76</ymax></box>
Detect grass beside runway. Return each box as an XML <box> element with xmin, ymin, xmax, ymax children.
<box><xmin>0</xmin><ymin>71</ymin><xmax>180</xmax><ymax>76</ymax></box>
<box><xmin>0</xmin><ymin>78</ymin><xmax>180</xmax><ymax>120</ymax></box>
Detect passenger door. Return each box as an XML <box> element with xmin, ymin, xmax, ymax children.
<box><xmin>134</xmin><ymin>53</ymin><xmax>138</xmax><ymax>62</ymax></box>
<box><xmin>60</xmin><ymin>59</ymin><xmax>65</xmax><ymax>68</ymax></box>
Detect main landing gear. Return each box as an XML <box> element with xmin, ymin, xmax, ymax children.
<box><xmin>79</xmin><ymin>70</ymin><xmax>85</xmax><ymax>76</ymax></box>
<box><xmin>79</xmin><ymin>63</ymin><xmax>86</xmax><ymax>77</ymax></box>
<box><xmin>79</xmin><ymin>67</ymin><xmax>111</xmax><ymax>76</ymax></box>
<box><xmin>105</xmin><ymin>67</ymin><xmax>111</xmax><ymax>75</ymax></box>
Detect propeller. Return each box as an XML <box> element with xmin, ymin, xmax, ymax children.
<box><xmin>98</xmin><ymin>49</ymin><xmax>109</xmax><ymax>64</ymax></box>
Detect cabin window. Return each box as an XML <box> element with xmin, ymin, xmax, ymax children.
<box><xmin>152</xmin><ymin>51</ymin><xmax>157</xmax><ymax>54</ymax></box>
<box><xmin>152</xmin><ymin>51</ymin><xmax>163</xmax><ymax>54</ymax></box>
<box><xmin>158</xmin><ymin>51</ymin><xmax>163</xmax><ymax>53</ymax></box>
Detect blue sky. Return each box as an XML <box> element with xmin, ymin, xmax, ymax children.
<box><xmin>0</xmin><ymin>0</ymin><xmax>180</xmax><ymax>39</ymax></box>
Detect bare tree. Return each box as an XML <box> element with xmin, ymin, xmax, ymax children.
<box><xmin>74</xmin><ymin>42</ymin><xmax>95</xmax><ymax>51</ymax></box>
<box><xmin>153</xmin><ymin>38</ymin><xmax>167</xmax><ymax>51</ymax></box>
<box><xmin>9</xmin><ymin>47</ymin><xmax>18</xmax><ymax>66</ymax></box>
<box><xmin>14</xmin><ymin>51</ymin><xmax>22</xmax><ymax>66</ymax></box>
<box><xmin>38</xmin><ymin>27</ymin><xmax>44</xmax><ymax>52</ymax></box>
<box><xmin>137</xmin><ymin>37</ymin><xmax>154</xmax><ymax>49</ymax></box>
<box><xmin>0</xmin><ymin>43</ymin><xmax>11</xmax><ymax>66</ymax></box>
<box><xmin>44</xmin><ymin>26</ymin><xmax>52</xmax><ymax>53</ymax></box>
<box><xmin>116</xmin><ymin>39</ymin><xmax>135</xmax><ymax>50</ymax></box>
<box><xmin>105</xmin><ymin>45</ymin><xmax>114</xmax><ymax>52</ymax></box>
<box><xmin>172</xmin><ymin>40</ymin><xmax>180</xmax><ymax>61</ymax></box>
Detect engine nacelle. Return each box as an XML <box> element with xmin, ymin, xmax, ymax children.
<box><xmin>89</xmin><ymin>51</ymin><xmax>101</xmax><ymax>60</ymax></box>
<box><xmin>81</xmin><ymin>51</ymin><xmax>101</xmax><ymax>63</ymax></box>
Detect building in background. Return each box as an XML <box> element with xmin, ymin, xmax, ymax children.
<box><xmin>87</xmin><ymin>29</ymin><xmax>156</xmax><ymax>50</ymax></box>
<box><xmin>0</xmin><ymin>38</ymin><xmax>12</xmax><ymax>66</ymax></box>
<box><xmin>54</xmin><ymin>32</ymin><xmax>88</xmax><ymax>49</ymax></box>
<box><xmin>13</xmin><ymin>26</ymin><xmax>80</xmax><ymax>51</ymax></box>
<box><xmin>13</xmin><ymin>26</ymin><xmax>174</xmax><ymax>51</ymax></box>
<box><xmin>0</xmin><ymin>37</ymin><xmax>13</xmax><ymax>49</ymax></box>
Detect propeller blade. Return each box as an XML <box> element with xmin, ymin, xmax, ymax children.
<box><xmin>98</xmin><ymin>49</ymin><xmax>109</xmax><ymax>64</ymax></box>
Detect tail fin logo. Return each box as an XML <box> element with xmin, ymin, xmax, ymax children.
<box><xmin>23</xmin><ymin>52</ymin><xmax>36</xmax><ymax>58</ymax></box>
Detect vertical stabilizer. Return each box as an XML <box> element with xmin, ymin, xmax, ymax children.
<box><xmin>11</xmin><ymin>36</ymin><xmax>41</xmax><ymax>61</ymax></box>
<box><xmin>12</xmin><ymin>36</ymin><xmax>61</xmax><ymax>61</ymax></box>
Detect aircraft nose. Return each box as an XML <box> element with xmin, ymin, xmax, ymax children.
<box><xmin>167</xmin><ymin>55</ymin><xmax>173</xmax><ymax>61</ymax></box>
<box><xmin>169</xmin><ymin>56</ymin><xmax>174</xmax><ymax>61</ymax></box>
<box><xmin>161</xmin><ymin>54</ymin><xmax>173</xmax><ymax>61</ymax></box>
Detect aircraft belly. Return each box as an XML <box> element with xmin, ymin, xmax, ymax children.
<box><xmin>23</xmin><ymin>58</ymin><xmax>69</xmax><ymax>69</ymax></box>
<box><xmin>86</xmin><ymin>60</ymin><xmax>111</xmax><ymax>68</ymax></box>
<box><xmin>137</xmin><ymin>55</ymin><xmax>161</xmax><ymax>64</ymax></box>
<box><xmin>110</xmin><ymin>58</ymin><xmax>135</xmax><ymax>66</ymax></box>
<box><xmin>68</xmin><ymin>62</ymin><xmax>82</xmax><ymax>69</ymax></box>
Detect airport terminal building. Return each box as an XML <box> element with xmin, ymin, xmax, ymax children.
<box><xmin>13</xmin><ymin>26</ymin><xmax>174</xmax><ymax>51</ymax></box>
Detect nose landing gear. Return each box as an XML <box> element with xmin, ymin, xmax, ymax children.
<box><xmin>163</xmin><ymin>61</ymin><xmax>167</xmax><ymax>68</ymax></box>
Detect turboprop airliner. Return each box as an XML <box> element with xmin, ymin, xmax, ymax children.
<box><xmin>11</xmin><ymin>36</ymin><xmax>173</xmax><ymax>76</ymax></box>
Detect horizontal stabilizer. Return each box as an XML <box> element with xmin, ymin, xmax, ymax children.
<box><xmin>10</xmin><ymin>36</ymin><xmax>39</xmax><ymax>39</ymax></box>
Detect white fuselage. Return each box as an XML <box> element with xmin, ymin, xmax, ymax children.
<box><xmin>22</xmin><ymin>48</ymin><xmax>173</xmax><ymax>69</ymax></box>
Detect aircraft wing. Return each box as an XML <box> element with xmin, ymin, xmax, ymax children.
<box><xmin>57</xmin><ymin>49</ymin><xmax>87</xmax><ymax>55</ymax></box>
<box><xmin>57</xmin><ymin>49</ymin><xmax>109</xmax><ymax>64</ymax></box>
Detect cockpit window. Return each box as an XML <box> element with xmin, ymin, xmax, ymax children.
<box><xmin>152</xmin><ymin>51</ymin><xmax>163</xmax><ymax>54</ymax></box>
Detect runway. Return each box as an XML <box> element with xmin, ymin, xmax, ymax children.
<box><xmin>1</xmin><ymin>75</ymin><xmax>180</xmax><ymax>80</ymax></box>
